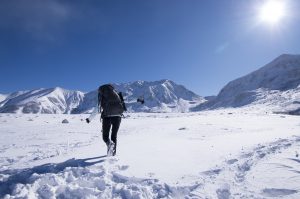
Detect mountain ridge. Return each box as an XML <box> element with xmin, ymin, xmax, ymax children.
<box><xmin>72</xmin><ymin>79</ymin><xmax>205</xmax><ymax>113</ymax></box>
<box><xmin>0</xmin><ymin>87</ymin><xmax>85</xmax><ymax>114</ymax></box>
<box><xmin>1</xmin><ymin>54</ymin><xmax>300</xmax><ymax>114</ymax></box>
<box><xmin>193</xmin><ymin>54</ymin><xmax>300</xmax><ymax>113</ymax></box>
<box><xmin>0</xmin><ymin>80</ymin><xmax>205</xmax><ymax>114</ymax></box>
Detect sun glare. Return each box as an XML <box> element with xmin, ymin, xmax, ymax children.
<box><xmin>259</xmin><ymin>0</ymin><xmax>286</xmax><ymax>25</ymax></box>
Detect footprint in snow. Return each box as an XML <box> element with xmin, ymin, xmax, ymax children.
<box><xmin>216</xmin><ymin>184</ymin><xmax>231</xmax><ymax>199</ymax></box>
<box><xmin>226</xmin><ymin>159</ymin><xmax>238</xmax><ymax>165</ymax></box>
<box><xmin>201</xmin><ymin>168</ymin><xmax>222</xmax><ymax>176</ymax></box>
<box><xmin>118</xmin><ymin>165</ymin><xmax>129</xmax><ymax>170</ymax></box>
<box><xmin>262</xmin><ymin>188</ymin><xmax>298</xmax><ymax>197</ymax></box>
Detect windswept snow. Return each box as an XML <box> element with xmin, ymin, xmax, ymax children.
<box><xmin>1</xmin><ymin>109</ymin><xmax>300</xmax><ymax>198</ymax></box>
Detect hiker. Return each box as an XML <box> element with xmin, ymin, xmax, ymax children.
<box><xmin>86</xmin><ymin>84</ymin><xmax>126</xmax><ymax>156</ymax></box>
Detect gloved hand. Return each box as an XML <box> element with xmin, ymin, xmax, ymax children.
<box><xmin>86</xmin><ymin>118</ymin><xmax>90</xmax><ymax>123</ymax></box>
<box><xmin>137</xmin><ymin>98</ymin><xmax>144</xmax><ymax>104</ymax></box>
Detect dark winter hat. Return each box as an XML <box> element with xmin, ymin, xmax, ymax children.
<box><xmin>98</xmin><ymin>84</ymin><xmax>114</xmax><ymax>93</ymax></box>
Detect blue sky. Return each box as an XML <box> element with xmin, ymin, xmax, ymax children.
<box><xmin>0</xmin><ymin>0</ymin><xmax>299</xmax><ymax>96</ymax></box>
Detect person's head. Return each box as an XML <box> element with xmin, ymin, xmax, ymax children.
<box><xmin>98</xmin><ymin>84</ymin><xmax>114</xmax><ymax>94</ymax></box>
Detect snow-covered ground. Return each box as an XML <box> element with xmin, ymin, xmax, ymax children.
<box><xmin>1</xmin><ymin>109</ymin><xmax>300</xmax><ymax>198</ymax></box>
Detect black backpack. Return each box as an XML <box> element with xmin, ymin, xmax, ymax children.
<box><xmin>98</xmin><ymin>84</ymin><xmax>126</xmax><ymax>117</ymax></box>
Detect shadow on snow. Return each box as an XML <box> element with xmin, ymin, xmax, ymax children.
<box><xmin>0</xmin><ymin>155</ymin><xmax>107</xmax><ymax>197</ymax></box>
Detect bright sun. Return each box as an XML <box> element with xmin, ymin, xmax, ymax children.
<box><xmin>259</xmin><ymin>0</ymin><xmax>286</xmax><ymax>25</ymax></box>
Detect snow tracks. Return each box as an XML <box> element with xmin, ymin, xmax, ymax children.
<box><xmin>1</xmin><ymin>137</ymin><xmax>300</xmax><ymax>198</ymax></box>
<box><xmin>189</xmin><ymin>136</ymin><xmax>300</xmax><ymax>199</ymax></box>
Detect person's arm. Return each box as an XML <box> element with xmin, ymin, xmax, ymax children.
<box><xmin>86</xmin><ymin>92</ymin><xmax>102</xmax><ymax>123</ymax></box>
<box><xmin>86</xmin><ymin>106</ymin><xmax>99</xmax><ymax>123</ymax></box>
<box><xmin>118</xmin><ymin>92</ymin><xmax>127</xmax><ymax>111</ymax></box>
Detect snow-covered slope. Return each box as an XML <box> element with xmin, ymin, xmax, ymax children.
<box><xmin>0</xmin><ymin>87</ymin><xmax>85</xmax><ymax>114</ymax></box>
<box><xmin>0</xmin><ymin>94</ymin><xmax>8</xmax><ymax>106</ymax></box>
<box><xmin>73</xmin><ymin>79</ymin><xmax>205</xmax><ymax>113</ymax></box>
<box><xmin>0</xmin><ymin>90</ymin><xmax>30</xmax><ymax>109</ymax></box>
<box><xmin>194</xmin><ymin>54</ymin><xmax>300</xmax><ymax>113</ymax></box>
<box><xmin>115</xmin><ymin>80</ymin><xmax>205</xmax><ymax>112</ymax></box>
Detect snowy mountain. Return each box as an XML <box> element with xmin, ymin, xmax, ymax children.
<box><xmin>194</xmin><ymin>54</ymin><xmax>300</xmax><ymax>113</ymax></box>
<box><xmin>0</xmin><ymin>80</ymin><xmax>205</xmax><ymax>114</ymax></box>
<box><xmin>116</xmin><ymin>79</ymin><xmax>205</xmax><ymax>112</ymax></box>
<box><xmin>72</xmin><ymin>79</ymin><xmax>205</xmax><ymax>113</ymax></box>
<box><xmin>0</xmin><ymin>87</ymin><xmax>85</xmax><ymax>114</ymax></box>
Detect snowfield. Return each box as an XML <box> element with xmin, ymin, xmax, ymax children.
<box><xmin>1</xmin><ymin>109</ymin><xmax>300</xmax><ymax>198</ymax></box>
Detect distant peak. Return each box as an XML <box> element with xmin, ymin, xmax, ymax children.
<box><xmin>158</xmin><ymin>79</ymin><xmax>174</xmax><ymax>84</ymax></box>
<box><xmin>51</xmin><ymin>87</ymin><xmax>79</xmax><ymax>93</ymax></box>
<box><xmin>136</xmin><ymin>80</ymin><xmax>145</xmax><ymax>85</ymax></box>
<box><xmin>53</xmin><ymin>86</ymin><xmax>64</xmax><ymax>90</ymax></box>
<box><xmin>48</xmin><ymin>87</ymin><xmax>63</xmax><ymax>93</ymax></box>
<box><xmin>274</xmin><ymin>54</ymin><xmax>300</xmax><ymax>62</ymax></box>
<box><xmin>278</xmin><ymin>53</ymin><xmax>297</xmax><ymax>58</ymax></box>
<box><xmin>159</xmin><ymin>79</ymin><xmax>170</xmax><ymax>82</ymax></box>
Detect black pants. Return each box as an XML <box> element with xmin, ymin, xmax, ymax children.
<box><xmin>102</xmin><ymin>116</ymin><xmax>121</xmax><ymax>152</ymax></box>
